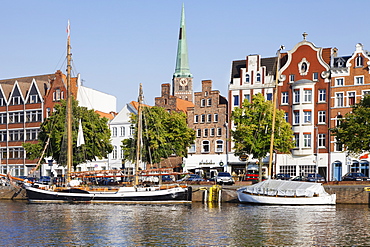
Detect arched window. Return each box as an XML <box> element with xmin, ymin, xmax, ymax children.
<box><xmin>202</xmin><ymin>141</ymin><xmax>210</xmax><ymax>153</ymax></box>
<box><xmin>113</xmin><ymin>146</ymin><xmax>117</xmax><ymax>159</ymax></box>
<box><xmin>256</xmin><ymin>73</ymin><xmax>261</xmax><ymax>82</ymax></box>
<box><xmin>356</xmin><ymin>55</ymin><xmax>363</xmax><ymax>67</ymax></box>
<box><xmin>215</xmin><ymin>140</ymin><xmax>223</xmax><ymax>153</ymax></box>
<box><xmin>245</xmin><ymin>74</ymin><xmax>250</xmax><ymax>83</ymax></box>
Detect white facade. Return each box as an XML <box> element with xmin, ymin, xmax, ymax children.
<box><xmin>76</xmin><ymin>74</ymin><xmax>117</xmax><ymax>113</ymax></box>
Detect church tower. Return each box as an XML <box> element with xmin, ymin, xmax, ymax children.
<box><xmin>173</xmin><ymin>4</ymin><xmax>193</xmax><ymax>102</ymax></box>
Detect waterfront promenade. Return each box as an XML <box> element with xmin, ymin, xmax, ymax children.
<box><xmin>2</xmin><ymin>181</ymin><xmax>370</xmax><ymax>204</ymax></box>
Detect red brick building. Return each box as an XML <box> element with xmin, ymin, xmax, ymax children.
<box><xmin>330</xmin><ymin>43</ymin><xmax>370</xmax><ymax>180</ymax></box>
<box><xmin>0</xmin><ymin>70</ymin><xmax>78</xmax><ymax>176</ymax></box>
<box><xmin>277</xmin><ymin>34</ymin><xmax>332</xmax><ymax>179</ymax></box>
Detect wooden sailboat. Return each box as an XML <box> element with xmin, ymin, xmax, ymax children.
<box><xmin>24</xmin><ymin>22</ymin><xmax>192</xmax><ymax>203</ymax></box>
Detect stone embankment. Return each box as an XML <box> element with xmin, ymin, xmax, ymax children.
<box><xmin>2</xmin><ymin>181</ymin><xmax>370</xmax><ymax>204</ymax></box>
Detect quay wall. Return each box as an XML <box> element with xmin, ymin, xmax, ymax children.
<box><xmin>2</xmin><ymin>182</ymin><xmax>370</xmax><ymax>204</ymax></box>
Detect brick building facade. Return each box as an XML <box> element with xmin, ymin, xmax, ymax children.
<box><xmin>330</xmin><ymin>43</ymin><xmax>370</xmax><ymax>180</ymax></box>
<box><xmin>184</xmin><ymin>80</ymin><xmax>228</xmax><ymax>177</ymax></box>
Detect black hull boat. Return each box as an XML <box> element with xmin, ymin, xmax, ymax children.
<box><xmin>25</xmin><ymin>184</ymin><xmax>192</xmax><ymax>203</ymax></box>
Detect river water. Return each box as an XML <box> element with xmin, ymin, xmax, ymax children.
<box><xmin>1</xmin><ymin>200</ymin><xmax>369</xmax><ymax>246</ymax></box>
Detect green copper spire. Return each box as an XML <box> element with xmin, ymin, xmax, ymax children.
<box><xmin>174</xmin><ymin>4</ymin><xmax>192</xmax><ymax>78</ymax></box>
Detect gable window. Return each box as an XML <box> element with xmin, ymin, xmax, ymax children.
<box><xmin>348</xmin><ymin>92</ymin><xmax>356</xmax><ymax>106</ymax></box>
<box><xmin>256</xmin><ymin>73</ymin><xmax>261</xmax><ymax>82</ymax></box>
<box><xmin>313</xmin><ymin>72</ymin><xmax>319</xmax><ymax>81</ymax></box>
<box><xmin>207</xmin><ymin>98</ymin><xmax>212</xmax><ymax>106</ymax></box>
<box><xmin>245</xmin><ymin>74</ymin><xmax>250</xmax><ymax>83</ymax></box>
<box><xmin>356</xmin><ymin>55</ymin><xmax>363</xmax><ymax>67</ymax></box>
<box><xmin>336</xmin><ymin>78</ymin><xmax>344</xmax><ymax>86</ymax></box>
<box><xmin>318</xmin><ymin>111</ymin><xmax>326</xmax><ymax>124</ymax></box>
<box><xmin>293</xmin><ymin>90</ymin><xmax>300</xmax><ymax>104</ymax></box>
<box><xmin>29</xmin><ymin>95</ymin><xmax>38</xmax><ymax>104</ymax></box>
<box><xmin>120</xmin><ymin>127</ymin><xmax>125</xmax><ymax>136</ymax></box>
<box><xmin>282</xmin><ymin>92</ymin><xmax>289</xmax><ymax>104</ymax></box>
<box><xmin>336</xmin><ymin>93</ymin><xmax>344</xmax><ymax>107</ymax></box>
<box><xmin>12</xmin><ymin>96</ymin><xmax>21</xmax><ymax>105</ymax></box>
<box><xmin>290</xmin><ymin>74</ymin><xmax>295</xmax><ymax>82</ymax></box>
<box><xmin>201</xmin><ymin>99</ymin><xmax>205</xmax><ymax>107</ymax></box>
<box><xmin>319</xmin><ymin>89</ymin><xmax>326</xmax><ymax>102</ymax></box>
<box><xmin>355</xmin><ymin>76</ymin><xmax>364</xmax><ymax>85</ymax></box>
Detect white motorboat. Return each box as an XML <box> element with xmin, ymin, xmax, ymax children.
<box><xmin>237</xmin><ymin>180</ymin><xmax>336</xmax><ymax>205</ymax></box>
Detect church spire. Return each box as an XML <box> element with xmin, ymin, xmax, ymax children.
<box><xmin>174</xmin><ymin>3</ymin><xmax>192</xmax><ymax>78</ymax></box>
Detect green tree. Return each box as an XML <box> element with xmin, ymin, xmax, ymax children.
<box><xmin>23</xmin><ymin>98</ymin><xmax>113</xmax><ymax>170</ymax></box>
<box><xmin>331</xmin><ymin>95</ymin><xmax>370</xmax><ymax>155</ymax></box>
<box><xmin>231</xmin><ymin>93</ymin><xmax>294</xmax><ymax>177</ymax></box>
<box><xmin>121</xmin><ymin>106</ymin><xmax>195</xmax><ymax>165</ymax></box>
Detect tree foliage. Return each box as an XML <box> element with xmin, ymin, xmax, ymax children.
<box><xmin>331</xmin><ymin>95</ymin><xmax>370</xmax><ymax>155</ymax></box>
<box><xmin>23</xmin><ymin>98</ymin><xmax>113</xmax><ymax>169</ymax></box>
<box><xmin>231</xmin><ymin>93</ymin><xmax>294</xmax><ymax>160</ymax></box>
<box><xmin>121</xmin><ymin>106</ymin><xmax>195</xmax><ymax>165</ymax></box>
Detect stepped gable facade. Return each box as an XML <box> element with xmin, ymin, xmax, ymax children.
<box><xmin>183</xmin><ymin>80</ymin><xmax>228</xmax><ymax>175</ymax></box>
<box><xmin>228</xmin><ymin>54</ymin><xmax>278</xmax><ymax>172</ymax></box>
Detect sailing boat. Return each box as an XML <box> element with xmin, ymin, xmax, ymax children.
<box><xmin>24</xmin><ymin>22</ymin><xmax>192</xmax><ymax>203</ymax></box>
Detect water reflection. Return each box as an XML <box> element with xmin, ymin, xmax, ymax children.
<box><xmin>1</xmin><ymin>201</ymin><xmax>369</xmax><ymax>246</ymax></box>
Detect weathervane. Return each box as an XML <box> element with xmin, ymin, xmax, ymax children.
<box><xmin>303</xmin><ymin>32</ymin><xmax>308</xmax><ymax>40</ymax></box>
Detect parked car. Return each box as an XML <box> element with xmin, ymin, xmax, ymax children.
<box><xmin>177</xmin><ymin>174</ymin><xmax>205</xmax><ymax>182</ymax></box>
<box><xmin>342</xmin><ymin>172</ymin><xmax>370</xmax><ymax>181</ymax></box>
<box><xmin>275</xmin><ymin>174</ymin><xmax>291</xmax><ymax>180</ymax></box>
<box><xmin>292</xmin><ymin>175</ymin><xmax>307</xmax><ymax>181</ymax></box>
<box><xmin>216</xmin><ymin>172</ymin><xmax>235</xmax><ymax>185</ymax></box>
<box><xmin>306</xmin><ymin>173</ymin><xmax>326</xmax><ymax>182</ymax></box>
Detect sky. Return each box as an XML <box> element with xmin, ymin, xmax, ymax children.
<box><xmin>1</xmin><ymin>0</ymin><xmax>369</xmax><ymax>112</ymax></box>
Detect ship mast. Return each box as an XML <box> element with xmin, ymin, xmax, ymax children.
<box><xmin>134</xmin><ymin>83</ymin><xmax>143</xmax><ymax>186</ymax></box>
<box><xmin>268</xmin><ymin>46</ymin><xmax>284</xmax><ymax>179</ymax></box>
<box><xmin>66</xmin><ymin>22</ymin><xmax>73</xmax><ymax>184</ymax></box>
